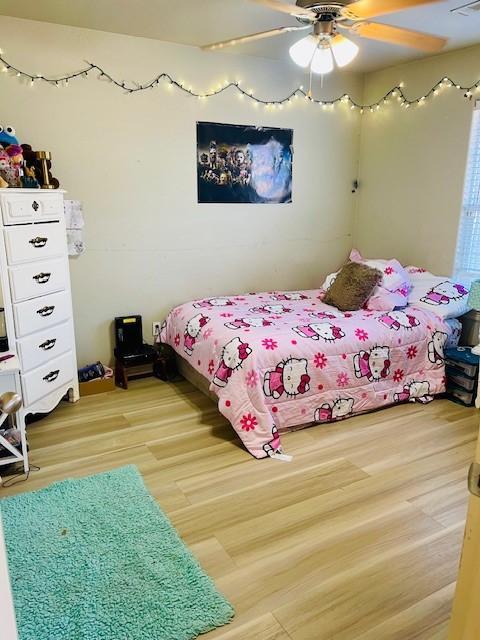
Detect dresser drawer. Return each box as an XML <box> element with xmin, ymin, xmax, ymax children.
<box><xmin>0</xmin><ymin>192</ymin><xmax>63</xmax><ymax>225</ymax></box>
<box><xmin>17</xmin><ymin>322</ymin><xmax>71</xmax><ymax>372</ymax></box>
<box><xmin>8</xmin><ymin>259</ymin><xmax>66</xmax><ymax>303</ymax></box>
<box><xmin>4</xmin><ymin>223</ymin><xmax>65</xmax><ymax>265</ymax></box>
<box><xmin>21</xmin><ymin>351</ymin><xmax>74</xmax><ymax>406</ymax></box>
<box><xmin>13</xmin><ymin>291</ymin><xmax>71</xmax><ymax>338</ymax></box>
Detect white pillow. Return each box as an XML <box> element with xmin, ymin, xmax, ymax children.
<box><xmin>407</xmin><ymin>270</ymin><xmax>470</xmax><ymax>319</ymax></box>
<box><xmin>349</xmin><ymin>250</ymin><xmax>411</xmax><ymax>296</ymax></box>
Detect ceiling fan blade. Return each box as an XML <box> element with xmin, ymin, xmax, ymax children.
<box><xmin>201</xmin><ymin>25</ymin><xmax>310</xmax><ymax>50</ymax></box>
<box><xmin>353</xmin><ymin>21</ymin><xmax>447</xmax><ymax>51</ymax></box>
<box><xmin>249</xmin><ymin>0</ymin><xmax>316</xmax><ymax>19</ymax></box>
<box><xmin>343</xmin><ymin>0</ymin><xmax>441</xmax><ymax>20</ymax></box>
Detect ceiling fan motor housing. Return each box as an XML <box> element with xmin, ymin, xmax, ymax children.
<box><xmin>313</xmin><ymin>17</ymin><xmax>336</xmax><ymax>36</ymax></box>
<box><xmin>295</xmin><ymin>1</ymin><xmax>346</xmax><ymax>14</ymax></box>
<box><xmin>294</xmin><ymin>2</ymin><xmax>346</xmax><ymax>28</ymax></box>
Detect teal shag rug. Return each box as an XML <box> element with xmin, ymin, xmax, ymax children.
<box><xmin>0</xmin><ymin>465</ymin><xmax>234</xmax><ymax>640</ymax></box>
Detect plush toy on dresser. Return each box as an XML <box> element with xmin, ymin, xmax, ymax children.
<box><xmin>0</xmin><ymin>149</ymin><xmax>9</xmax><ymax>188</ymax></box>
<box><xmin>0</xmin><ymin>124</ymin><xmax>58</xmax><ymax>190</ymax></box>
<box><xmin>0</xmin><ymin>124</ymin><xmax>23</xmax><ymax>188</ymax></box>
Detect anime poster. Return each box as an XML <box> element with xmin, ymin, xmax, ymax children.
<box><xmin>197</xmin><ymin>121</ymin><xmax>293</xmax><ymax>204</ymax></box>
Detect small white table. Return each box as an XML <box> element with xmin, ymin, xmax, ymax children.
<box><xmin>0</xmin><ymin>354</ymin><xmax>28</xmax><ymax>479</ymax></box>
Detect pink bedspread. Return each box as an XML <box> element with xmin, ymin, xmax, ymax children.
<box><xmin>160</xmin><ymin>290</ymin><xmax>459</xmax><ymax>459</ymax></box>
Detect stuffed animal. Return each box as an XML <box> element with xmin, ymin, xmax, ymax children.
<box><xmin>0</xmin><ymin>148</ymin><xmax>11</xmax><ymax>188</ymax></box>
<box><xmin>21</xmin><ymin>164</ymin><xmax>39</xmax><ymax>189</ymax></box>
<box><xmin>21</xmin><ymin>144</ymin><xmax>60</xmax><ymax>189</ymax></box>
<box><xmin>0</xmin><ymin>124</ymin><xmax>18</xmax><ymax>147</ymax></box>
<box><xmin>0</xmin><ymin>125</ymin><xmax>23</xmax><ymax>187</ymax></box>
<box><xmin>4</xmin><ymin>144</ymin><xmax>23</xmax><ymax>187</ymax></box>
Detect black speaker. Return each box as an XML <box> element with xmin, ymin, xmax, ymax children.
<box><xmin>114</xmin><ymin>315</ymin><xmax>143</xmax><ymax>356</ymax></box>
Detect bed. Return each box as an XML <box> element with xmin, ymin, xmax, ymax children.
<box><xmin>160</xmin><ymin>283</ymin><xmax>463</xmax><ymax>459</ymax></box>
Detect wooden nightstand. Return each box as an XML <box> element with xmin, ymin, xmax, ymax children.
<box><xmin>114</xmin><ymin>344</ymin><xmax>157</xmax><ymax>390</ymax></box>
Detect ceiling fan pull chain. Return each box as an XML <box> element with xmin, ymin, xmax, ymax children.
<box><xmin>308</xmin><ymin>66</ymin><xmax>313</xmax><ymax>100</ymax></box>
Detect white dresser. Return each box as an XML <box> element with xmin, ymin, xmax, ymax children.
<box><xmin>0</xmin><ymin>189</ymin><xmax>79</xmax><ymax>469</ymax></box>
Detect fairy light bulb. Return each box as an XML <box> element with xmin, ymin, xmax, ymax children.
<box><xmin>5</xmin><ymin>51</ymin><xmax>479</xmax><ymax>112</ymax></box>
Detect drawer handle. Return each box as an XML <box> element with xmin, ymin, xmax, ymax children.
<box><xmin>32</xmin><ymin>201</ymin><xmax>40</xmax><ymax>212</ymax></box>
<box><xmin>37</xmin><ymin>305</ymin><xmax>55</xmax><ymax>317</ymax></box>
<box><xmin>33</xmin><ymin>272</ymin><xmax>51</xmax><ymax>284</ymax></box>
<box><xmin>29</xmin><ymin>237</ymin><xmax>48</xmax><ymax>248</ymax></box>
<box><xmin>43</xmin><ymin>369</ymin><xmax>60</xmax><ymax>383</ymax></box>
<box><xmin>39</xmin><ymin>338</ymin><xmax>56</xmax><ymax>351</ymax></box>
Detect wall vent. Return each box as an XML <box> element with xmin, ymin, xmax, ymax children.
<box><xmin>451</xmin><ymin>1</ymin><xmax>480</xmax><ymax>16</ymax></box>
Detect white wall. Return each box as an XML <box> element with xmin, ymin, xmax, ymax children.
<box><xmin>0</xmin><ymin>16</ymin><xmax>363</xmax><ymax>365</ymax></box>
<box><xmin>355</xmin><ymin>44</ymin><xmax>480</xmax><ymax>276</ymax></box>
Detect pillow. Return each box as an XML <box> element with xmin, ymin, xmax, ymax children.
<box><xmin>366</xmin><ymin>287</ymin><xmax>410</xmax><ymax>312</ymax></box>
<box><xmin>323</xmin><ymin>262</ymin><xmax>382</xmax><ymax>311</ymax></box>
<box><xmin>407</xmin><ymin>270</ymin><xmax>470</xmax><ymax>319</ymax></box>
<box><xmin>405</xmin><ymin>265</ymin><xmax>428</xmax><ymax>275</ymax></box>
<box><xmin>321</xmin><ymin>271</ymin><xmax>338</xmax><ymax>292</ymax></box>
<box><xmin>349</xmin><ymin>249</ymin><xmax>412</xmax><ymax>296</ymax></box>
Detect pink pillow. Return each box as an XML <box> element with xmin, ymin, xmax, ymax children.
<box><xmin>405</xmin><ymin>265</ymin><xmax>428</xmax><ymax>275</ymax></box>
<box><xmin>349</xmin><ymin>249</ymin><xmax>411</xmax><ymax>295</ymax></box>
<box><xmin>366</xmin><ymin>287</ymin><xmax>410</xmax><ymax>312</ymax></box>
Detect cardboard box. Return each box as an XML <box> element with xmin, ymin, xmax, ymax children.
<box><xmin>79</xmin><ymin>376</ymin><xmax>115</xmax><ymax>397</ymax></box>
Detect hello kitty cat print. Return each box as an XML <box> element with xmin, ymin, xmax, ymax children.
<box><xmin>161</xmin><ymin>288</ymin><xmax>460</xmax><ymax>459</ymax></box>
<box><xmin>263</xmin><ymin>358</ymin><xmax>311</xmax><ymax>399</ymax></box>
<box><xmin>184</xmin><ymin>314</ymin><xmax>210</xmax><ymax>355</ymax></box>
<box><xmin>292</xmin><ymin>322</ymin><xmax>345</xmax><ymax>342</ymax></box>
<box><xmin>407</xmin><ymin>271</ymin><xmax>470</xmax><ymax>320</ymax></box>
<box><xmin>421</xmin><ymin>282</ymin><xmax>468</xmax><ymax>306</ymax></box>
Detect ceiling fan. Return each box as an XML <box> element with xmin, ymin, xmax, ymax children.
<box><xmin>201</xmin><ymin>0</ymin><xmax>448</xmax><ymax>74</ymax></box>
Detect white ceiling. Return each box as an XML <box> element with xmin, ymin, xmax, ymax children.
<box><xmin>1</xmin><ymin>0</ymin><xmax>480</xmax><ymax>72</ymax></box>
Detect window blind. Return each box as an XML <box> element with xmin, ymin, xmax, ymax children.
<box><xmin>455</xmin><ymin>101</ymin><xmax>480</xmax><ymax>277</ymax></box>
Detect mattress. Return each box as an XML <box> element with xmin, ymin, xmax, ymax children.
<box><xmin>161</xmin><ymin>289</ymin><xmax>460</xmax><ymax>459</ymax></box>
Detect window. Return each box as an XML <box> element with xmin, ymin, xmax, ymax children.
<box><xmin>455</xmin><ymin>102</ymin><xmax>480</xmax><ymax>278</ymax></box>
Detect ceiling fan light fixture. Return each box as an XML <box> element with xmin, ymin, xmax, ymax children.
<box><xmin>288</xmin><ymin>34</ymin><xmax>319</xmax><ymax>68</ymax></box>
<box><xmin>310</xmin><ymin>44</ymin><xmax>334</xmax><ymax>75</ymax></box>
<box><xmin>330</xmin><ymin>34</ymin><xmax>359</xmax><ymax>68</ymax></box>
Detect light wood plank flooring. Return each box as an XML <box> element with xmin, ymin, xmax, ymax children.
<box><xmin>1</xmin><ymin>378</ymin><xmax>478</xmax><ymax>639</ymax></box>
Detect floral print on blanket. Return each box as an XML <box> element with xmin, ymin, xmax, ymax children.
<box><xmin>161</xmin><ymin>290</ymin><xmax>459</xmax><ymax>459</ymax></box>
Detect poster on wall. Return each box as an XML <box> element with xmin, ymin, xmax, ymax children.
<box><xmin>197</xmin><ymin>121</ymin><xmax>293</xmax><ymax>204</ymax></box>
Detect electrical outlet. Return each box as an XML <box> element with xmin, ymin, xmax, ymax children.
<box><xmin>152</xmin><ymin>321</ymin><xmax>162</xmax><ymax>337</ymax></box>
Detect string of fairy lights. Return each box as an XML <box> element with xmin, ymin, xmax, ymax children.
<box><xmin>1</xmin><ymin>52</ymin><xmax>479</xmax><ymax>113</ymax></box>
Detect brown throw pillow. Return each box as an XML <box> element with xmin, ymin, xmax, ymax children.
<box><xmin>323</xmin><ymin>262</ymin><xmax>382</xmax><ymax>311</ymax></box>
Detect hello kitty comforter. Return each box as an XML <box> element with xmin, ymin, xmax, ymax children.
<box><xmin>160</xmin><ymin>290</ymin><xmax>460</xmax><ymax>459</ymax></box>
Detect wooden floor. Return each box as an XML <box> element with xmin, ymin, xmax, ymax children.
<box><xmin>1</xmin><ymin>378</ymin><xmax>478</xmax><ymax>639</ymax></box>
